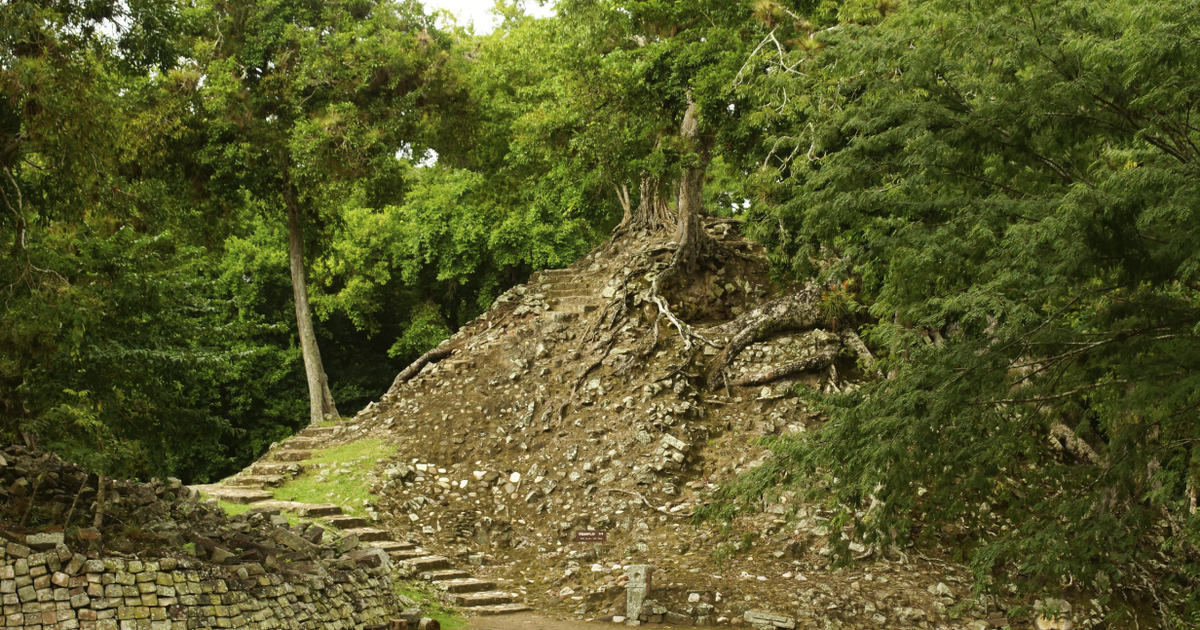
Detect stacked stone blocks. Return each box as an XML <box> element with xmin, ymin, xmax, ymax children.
<box><xmin>1</xmin><ymin>539</ymin><xmax>399</xmax><ymax>630</ymax></box>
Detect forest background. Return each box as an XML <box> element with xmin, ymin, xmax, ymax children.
<box><xmin>3</xmin><ymin>0</ymin><xmax>1199</xmax><ymax>623</ymax></box>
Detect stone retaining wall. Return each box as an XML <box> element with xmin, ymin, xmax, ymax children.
<box><xmin>1</xmin><ymin>540</ymin><xmax>399</xmax><ymax>630</ymax></box>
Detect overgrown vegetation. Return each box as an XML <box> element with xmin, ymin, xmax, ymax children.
<box><xmin>395</xmin><ymin>582</ymin><xmax>468</xmax><ymax>630</ymax></box>
<box><xmin>270</xmin><ymin>439</ymin><xmax>390</xmax><ymax>516</ymax></box>
<box><xmin>703</xmin><ymin>0</ymin><xmax>1200</xmax><ymax>625</ymax></box>
<box><xmin>3</xmin><ymin>0</ymin><xmax>1198</xmax><ymax>625</ymax></box>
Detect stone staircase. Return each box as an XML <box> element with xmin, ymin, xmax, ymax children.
<box><xmin>188</xmin><ymin>425</ymin><xmax>530</xmax><ymax>617</ymax></box>
<box><xmin>536</xmin><ymin>268</ymin><xmax>604</xmax><ymax>319</ymax></box>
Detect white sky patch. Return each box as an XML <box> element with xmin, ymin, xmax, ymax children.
<box><xmin>425</xmin><ymin>0</ymin><xmax>556</xmax><ymax>34</ymax></box>
<box><xmin>396</xmin><ymin>144</ymin><xmax>440</xmax><ymax>168</ymax></box>
<box><xmin>416</xmin><ymin>149</ymin><xmax>439</xmax><ymax>168</ymax></box>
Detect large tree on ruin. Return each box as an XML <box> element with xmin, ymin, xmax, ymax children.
<box><xmin>184</xmin><ymin>0</ymin><xmax>461</xmax><ymax>424</ymax></box>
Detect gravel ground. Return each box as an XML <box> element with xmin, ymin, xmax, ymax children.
<box><xmin>468</xmin><ymin>613</ymin><xmax>687</xmax><ymax>630</ymax></box>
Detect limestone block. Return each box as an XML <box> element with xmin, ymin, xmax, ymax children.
<box><xmin>744</xmin><ymin>610</ymin><xmax>796</xmax><ymax>630</ymax></box>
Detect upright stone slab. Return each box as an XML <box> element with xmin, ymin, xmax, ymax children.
<box><xmin>625</xmin><ymin>564</ymin><xmax>652</xmax><ymax>627</ymax></box>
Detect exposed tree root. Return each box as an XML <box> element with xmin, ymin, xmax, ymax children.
<box><xmin>705</xmin><ymin>284</ymin><xmax>824</xmax><ymax>389</ymax></box>
<box><xmin>555</xmin><ymin>337</ymin><xmax>618</xmax><ymax>422</ymax></box>
<box><xmin>702</xmin><ymin>285</ymin><xmax>885</xmax><ymax>388</ymax></box>
<box><xmin>730</xmin><ymin>341</ymin><xmax>839</xmax><ymax>387</ymax></box>
<box><xmin>1049</xmin><ymin>422</ymin><xmax>1101</xmax><ymax>465</ymax></box>
<box><xmin>842</xmin><ymin>329</ymin><xmax>881</xmax><ymax>378</ymax></box>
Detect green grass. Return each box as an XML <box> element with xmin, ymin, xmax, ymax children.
<box><xmin>216</xmin><ymin>500</ymin><xmax>253</xmax><ymax>517</ymax></box>
<box><xmin>215</xmin><ymin>500</ymin><xmax>302</xmax><ymax>526</ymax></box>
<box><xmin>269</xmin><ymin>438</ymin><xmax>391</xmax><ymax>517</ymax></box>
<box><xmin>396</xmin><ymin>581</ymin><xmax>469</xmax><ymax>630</ymax></box>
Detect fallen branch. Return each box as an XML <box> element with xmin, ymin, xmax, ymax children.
<box><xmin>556</xmin><ymin>338</ymin><xmax>618</xmax><ymax>422</ymax></box>
<box><xmin>63</xmin><ymin>477</ymin><xmax>90</xmax><ymax>529</ymax></box>
<box><xmin>390</xmin><ymin>345</ymin><xmax>455</xmax><ymax>391</ymax></box>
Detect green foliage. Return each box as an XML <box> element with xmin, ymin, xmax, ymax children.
<box><xmin>712</xmin><ymin>0</ymin><xmax>1200</xmax><ymax>622</ymax></box>
<box><xmin>388</xmin><ymin>303</ymin><xmax>451</xmax><ymax>362</ymax></box>
<box><xmin>11</xmin><ymin>1</ymin><xmax>1200</xmax><ymax>623</ymax></box>
<box><xmin>0</xmin><ymin>0</ymin><xmax>448</xmax><ymax>482</ymax></box>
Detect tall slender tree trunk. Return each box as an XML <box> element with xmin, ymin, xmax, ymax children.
<box><xmin>283</xmin><ymin>168</ymin><xmax>339</xmax><ymax>426</ymax></box>
<box><xmin>674</xmin><ymin>99</ymin><xmax>712</xmax><ymax>271</ymax></box>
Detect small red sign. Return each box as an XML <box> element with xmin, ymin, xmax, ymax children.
<box><xmin>574</xmin><ymin>530</ymin><xmax>607</xmax><ymax>543</ymax></box>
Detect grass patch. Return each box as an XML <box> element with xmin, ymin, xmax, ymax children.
<box><xmin>216</xmin><ymin>500</ymin><xmax>252</xmax><ymax>517</ymax></box>
<box><xmin>270</xmin><ymin>438</ymin><xmax>391</xmax><ymax>517</ymax></box>
<box><xmin>214</xmin><ymin>500</ymin><xmax>302</xmax><ymax>526</ymax></box>
<box><xmin>396</xmin><ymin>581</ymin><xmax>469</xmax><ymax>630</ymax></box>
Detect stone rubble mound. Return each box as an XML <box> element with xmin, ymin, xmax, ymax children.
<box><xmin>211</xmin><ymin>225</ymin><xmax>1107</xmax><ymax>629</ymax></box>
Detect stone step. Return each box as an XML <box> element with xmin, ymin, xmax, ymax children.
<box><xmin>405</xmin><ymin>556</ymin><xmax>451</xmax><ymax>571</ymax></box>
<box><xmin>298</xmin><ymin>426</ymin><xmax>337</xmax><ymax>438</ymax></box>
<box><xmin>322</xmin><ymin>515</ymin><xmax>367</xmax><ymax>530</ymax></box>
<box><xmin>554</xmin><ymin>302</ymin><xmax>599</xmax><ymax>315</ymax></box>
<box><xmin>544</xmin><ymin>289</ymin><xmax>594</xmax><ymax>299</ymax></box>
<box><xmin>225</xmin><ymin>475</ymin><xmax>285</xmax><ymax>489</ymax></box>
<box><xmin>554</xmin><ymin>295</ymin><xmax>603</xmax><ymax>305</ymax></box>
<box><xmin>345</xmin><ymin>527</ymin><xmax>390</xmax><ymax>542</ymax></box>
<box><xmin>251</xmin><ymin>500</ymin><xmax>343</xmax><ymax>517</ymax></box>
<box><xmin>271</xmin><ymin>450</ymin><xmax>311</xmax><ymax>462</ymax></box>
<box><xmin>368</xmin><ymin>540</ymin><xmax>418</xmax><ymax>553</ymax></box>
<box><xmin>541</xmin><ymin>280</ymin><xmax>588</xmax><ymax>290</ymax></box>
<box><xmin>248</xmin><ymin>463</ymin><xmax>303</xmax><ymax>476</ymax></box>
<box><xmin>435</xmin><ymin>578</ymin><xmax>496</xmax><ymax>594</ymax></box>
<box><xmin>421</xmin><ymin>569</ymin><xmax>471</xmax><ymax>581</ymax></box>
<box><xmin>191</xmin><ymin>486</ymin><xmax>273</xmax><ymax>504</ymax></box>
<box><xmin>390</xmin><ymin>548</ymin><xmax>432</xmax><ymax>560</ymax></box>
<box><xmin>451</xmin><ymin>591</ymin><xmax>515</xmax><ymax>607</ymax></box>
<box><xmin>444</xmin><ymin>360</ymin><xmax>476</xmax><ymax>373</ymax></box>
<box><xmin>467</xmin><ymin>604</ymin><xmax>533</xmax><ymax>616</ymax></box>
<box><xmin>284</xmin><ymin>436</ymin><xmax>322</xmax><ymax>448</ymax></box>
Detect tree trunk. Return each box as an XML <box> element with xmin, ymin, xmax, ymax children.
<box><xmin>674</xmin><ymin>99</ymin><xmax>712</xmax><ymax>272</ymax></box>
<box><xmin>629</xmin><ymin>176</ymin><xmax>675</xmax><ymax>232</ymax></box>
<box><xmin>283</xmin><ymin>169</ymin><xmax>339</xmax><ymax>426</ymax></box>
<box><xmin>615</xmin><ymin>184</ymin><xmax>633</xmax><ymax>231</ymax></box>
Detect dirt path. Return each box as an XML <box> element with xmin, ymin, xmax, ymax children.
<box><xmin>467</xmin><ymin>613</ymin><xmax>688</xmax><ymax>630</ymax></box>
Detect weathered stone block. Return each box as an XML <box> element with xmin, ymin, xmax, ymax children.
<box><xmin>744</xmin><ymin>610</ymin><xmax>796</xmax><ymax>629</ymax></box>
<box><xmin>26</xmin><ymin>533</ymin><xmax>64</xmax><ymax>551</ymax></box>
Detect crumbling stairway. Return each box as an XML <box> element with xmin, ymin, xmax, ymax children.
<box><xmin>535</xmin><ymin>268</ymin><xmax>604</xmax><ymax>318</ymax></box>
<box><xmin>189</xmin><ymin>425</ymin><xmax>530</xmax><ymax>617</ymax></box>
